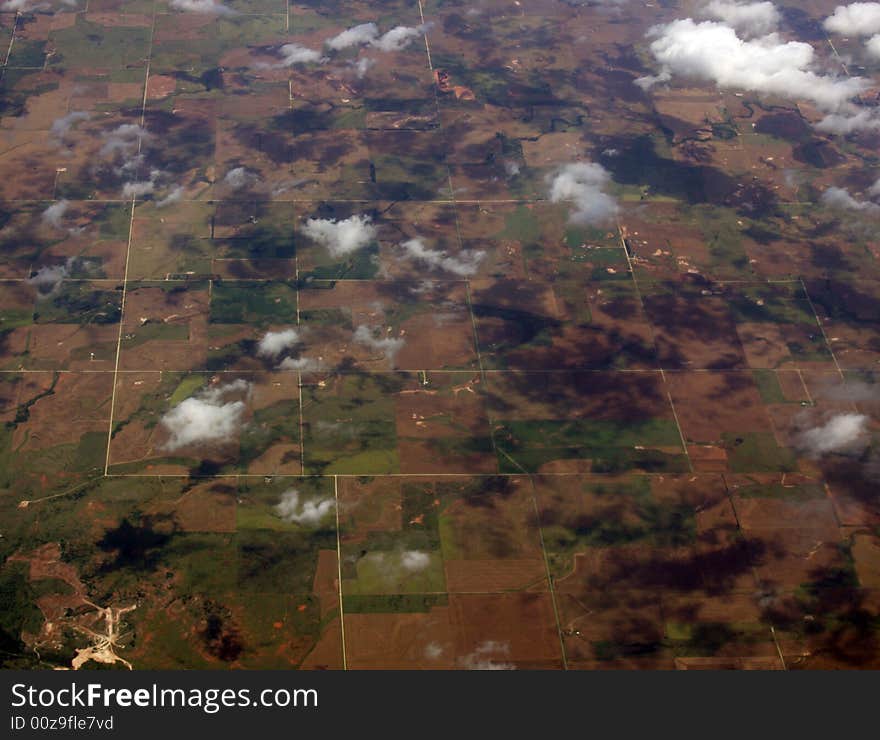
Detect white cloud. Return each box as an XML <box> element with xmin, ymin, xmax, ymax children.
<box><xmin>353</xmin><ymin>325</ymin><xmax>405</xmax><ymax>367</ymax></box>
<box><xmin>27</xmin><ymin>263</ymin><xmax>68</xmax><ymax>296</ymax></box>
<box><xmin>159</xmin><ymin>380</ymin><xmax>250</xmax><ymax>451</ymax></box>
<box><xmin>257</xmin><ymin>328</ymin><xmax>301</xmax><ymax>358</ymax></box>
<box><xmin>868</xmin><ymin>33</ymin><xmax>880</xmax><ymax>56</ymax></box>
<box><xmin>0</xmin><ymin>0</ymin><xmax>41</xmax><ymax>10</ymax></box>
<box><xmin>100</xmin><ymin>123</ymin><xmax>149</xmax><ymax>158</ymax></box>
<box><xmin>868</xmin><ymin>178</ymin><xmax>880</xmax><ymax>198</ymax></box>
<box><xmin>41</xmin><ymin>200</ymin><xmax>69</xmax><ymax>230</ymax></box>
<box><xmin>169</xmin><ymin>0</ymin><xmax>236</xmax><ymax>15</ymax></box>
<box><xmin>819</xmin><ymin>379</ymin><xmax>880</xmax><ymax>402</ymax></box>
<box><xmin>301</xmin><ymin>214</ymin><xmax>377</xmax><ymax>258</ymax></box>
<box><xmin>122</xmin><ymin>179</ymin><xmax>156</xmax><ymax>198</ymax></box>
<box><xmin>824</xmin><ymin>3</ymin><xmax>880</xmax><ymax>36</ymax></box>
<box><xmin>798</xmin><ymin>413</ymin><xmax>871</xmax><ymax>456</ymax></box>
<box><xmin>424</xmin><ymin>642</ymin><xmax>444</xmax><ymax>660</ymax></box>
<box><xmin>277</xmin><ymin>356</ymin><xmax>322</xmax><ymax>372</ymax></box>
<box><xmin>458</xmin><ymin>641</ymin><xmax>516</xmax><ymax>671</ymax></box>
<box><xmin>122</xmin><ymin>169</ymin><xmax>171</xmax><ymax>199</ymax></box>
<box><xmin>370</xmin><ymin>25</ymin><xmax>425</xmax><ymax>52</ymax></box>
<box><xmin>400</xmin><ymin>550</ymin><xmax>431</xmax><ymax>572</ymax></box>
<box><xmin>351</xmin><ymin>57</ymin><xmax>375</xmax><ymax>79</ymax></box>
<box><xmin>156</xmin><ymin>185</ymin><xmax>184</xmax><ymax>208</ymax></box>
<box><xmin>326</xmin><ymin>23</ymin><xmax>378</xmax><ymax>50</ymax></box>
<box><xmin>27</xmin><ymin>257</ymin><xmax>97</xmax><ymax>296</ymax></box>
<box><xmin>637</xmin><ymin>19</ymin><xmax>869</xmax><ymax>111</ymax></box>
<box><xmin>400</xmin><ymin>237</ymin><xmax>485</xmax><ymax>277</ymax></box>
<box><xmin>274</xmin><ymin>489</ymin><xmax>335</xmax><ymax>526</ymax></box>
<box><xmin>222</xmin><ymin>166</ymin><xmax>259</xmax><ymax>190</ymax></box>
<box><xmin>548</xmin><ymin>162</ymin><xmax>619</xmax><ymax>226</ymax></box>
<box><xmin>702</xmin><ymin>1</ymin><xmax>780</xmax><ymax>37</ymax></box>
<box><xmin>821</xmin><ymin>186</ymin><xmax>880</xmax><ymax>214</ymax></box>
<box><xmin>816</xmin><ymin>108</ymin><xmax>880</xmax><ymax>134</ymax></box>
<box><xmin>277</xmin><ymin>43</ymin><xmax>324</xmax><ymax>67</ymax></box>
<box><xmin>50</xmin><ymin>111</ymin><xmax>89</xmax><ymax>141</ymax></box>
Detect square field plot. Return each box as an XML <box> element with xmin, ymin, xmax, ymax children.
<box><xmin>297</xmin><ymin>280</ymin><xmax>479</xmax><ymax>372</ymax></box>
<box><xmin>0</xmin><ymin>280</ymin><xmax>122</xmax><ymax>371</ymax></box>
<box><xmin>535</xmin><ymin>474</ymin><xmax>750</xmax><ymax>595</ymax></box>
<box><xmin>302</xmin><ymin>372</ymin><xmax>495</xmax><ymax>475</ymax></box>
<box><xmin>803</xmin><ymin>279</ymin><xmax>880</xmax><ymax>370</ymax></box>
<box><xmin>485</xmin><ymin>371</ymin><xmax>688</xmax><ymax>474</ymax></box>
<box><xmin>454</xmin><ymin>201</ymin><xmax>627</xmax><ymax>282</ymax></box>
<box><xmin>117</xmin><ymin>280</ymin><xmax>211</xmax><ymax>372</ymax></box>
<box><xmin>471</xmin><ymin>278</ymin><xmax>657</xmax><ymax>370</ymax></box>
<box><xmin>665</xmin><ymin>371</ymin><xmax>800</xmax><ymax>474</ymax></box>
<box><xmin>107</xmin><ymin>371</ymin><xmax>303</xmax><ymax>475</ymax></box>
<box><xmin>640</xmin><ymin>281</ymin><xmax>833</xmax><ymax>371</ymax></box>
<box><xmin>344</xmin><ymin>591</ymin><xmax>564</xmax><ymax>669</ymax></box>
<box><xmin>338</xmin><ymin>476</ymin><xmax>545</xmax><ymax>595</ymax></box>
<box><xmin>0</xmin><ymin>371</ymin><xmax>114</xmax><ymax>501</ymax></box>
<box><xmin>0</xmin><ymin>201</ymin><xmax>131</xmax><ymax>280</ymax></box>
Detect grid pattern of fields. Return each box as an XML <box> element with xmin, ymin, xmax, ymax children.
<box><xmin>1</xmin><ymin>0</ymin><xmax>879</xmax><ymax>670</ymax></box>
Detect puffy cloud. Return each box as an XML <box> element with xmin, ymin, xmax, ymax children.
<box><xmin>2</xmin><ymin>0</ymin><xmax>78</xmax><ymax>8</ymax></box>
<box><xmin>400</xmin><ymin>237</ymin><xmax>485</xmax><ymax>277</ymax></box>
<box><xmin>815</xmin><ymin>108</ymin><xmax>880</xmax><ymax>134</ymax></box>
<box><xmin>637</xmin><ymin>19</ymin><xmax>869</xmax><ymax>111</ymax></box>
<box><xmin>41</xmin><ymin>200</ymin><xmax>70</xmax><ymax>230</ymax></box>
<box><xmin>277</xmin><ymin>356</ymin><xmax>322</xmax><ymax>372</ymax></box>
<box><xmin>325</xmin><ymin>23</ymin><xmax>378</xmax><ymax>50</ymax></box>
<box><xmin>122</xmin><ymin>179</ymin><xmax>156</xmax><ymax>198</ymax></box>
<box><xmin>100</xmin><ymin>123</ymin><xmax>149</xmax><ymax>158</ymax></box>
<box><xmin>818</xmin><ymin>379</ymin><xmax>880</xmax><ymax>402</ymax></box>
<box><xmin>824</xmin><ymin>4</ymin><xmax>880</xmax><ymax>60</ymax></box>
<box><xmin>257</xmin><ymin>328</ymin><xmax>301</xmax><ymax>358</ymax></box>
<box><xmin>400</xmin><ymin>550</ymin><xmax>431</xmax><ymax>572</ymax></box>
<box><xmin>353</xmin><ymin>325</ymin><xmax>405</xmax><ymax>367</ymax></box>
<box><xmin>156</xmin><ymin>185</ymin><xmax>184</xmax><ymax>208</ymax></box>
<box><xmin>274</xmin><ymin>489</ymin><xmax>335</xmax><ymax>526</ymax></box>
<box><xmin>824</xmin><ymin>3</ymin><xmax>880</xmax><ymax>36</ymax></box>
<box><xmin>160</xmin><ymin>380</ymin><xmax>250</xmax><ymax>451</ymax></box>
<box><xmin>458</xmin><ymin>641</ymin><xmax>516</xmax><ymax>671</ymax></box>
<box><xmin>703</xmin><ymin>1</ymin><xmax>780</xmax><ymax>36</ymax></box>
<box><xmin>424</xmin><ymin>643</ymin><xmax>444</xmax><ymax>660</ymax></box>
<box><xmin>548</xmin><ymin>162</ymin><xmax>619</xmax><ymax>226</ymax></box>
<box><xmin>222</xmin><ymin>166</ymin><xmax>259</xmax><ymax>190</ymax></box>
<box><xmin>798</xmin><ymin>413</ymin><xmax>871</xmax><ymax>456</ymax></box>
<box><xmin>358</xmin><ymin>550</ymin><xmax>434</xmax><ymax>582</ymax></box>
<box><xmin>122</xmin><ymin>169</ymin><xmax>178</xmax><ymax>200</ymax></box>
<box><xmin>868</xmin><ymin>178</ymin><xmax>880</xmax><ymax>198</ymax></box>
<box><xmin>301</xmin><ymin>214</ymin><xmax>377</xmax><ymax>258</ymax></box>
<box><xmin>50</xmin><ymin>111</ymin><xmax>89</xmax><ymax>141</ymax></box>
<box><xmin>277</xmin><ymin>43</ymin><xmax>324</xmax><ymax>67</ymax></box>
<box><xmin>27</xmin><ymin>264</ymin><xmax>69</xmax><ymax>296</ymax></box>
<box><xmin>351</xmin><ymin>57</ymin><xmax>375</xmax><ymax>79</ymax></box>
<box><xmin>0</xmin><ymin>0</ymin><xmax>42</xmax><ymax>10</ymax></box>
<box><xmin>169</xmin><ymin>0</ymin><xmax>236</xmax><ymax>15</ymax></box>
<box><xmin>27</xmin><ymin>257</ymin><xmax>97</xmax><ymax>296</ymax></box>
<box><xmin>370</xmin><ymin>25</ymin><xmax>425</xmax><ymax>52</ymax></box>
<box><xmin>821</xmin><ymin>186</ymin><xmax>880</xmax><ymax>214</ymax></box>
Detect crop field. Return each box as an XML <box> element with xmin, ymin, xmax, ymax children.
<box><xmin>1</xmin><ymin>0</ymin><xmax>879</xmax><ymax>671</ymax></box>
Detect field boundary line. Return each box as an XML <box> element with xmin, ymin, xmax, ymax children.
<box><xmin>334</xmin><ymin>475</ymin><xmax>348</xmax><ymax>670</ymax></box>
<box><xmin>102</xmin><ymin>5</ymin><xmax>159</xmax><ymax>475</ymax></box>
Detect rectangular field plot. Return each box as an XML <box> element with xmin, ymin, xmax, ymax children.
<box><xmin>485</xmin><ymin>371</ymin><xmax>688</xmax><ymax>474</ymax></box>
